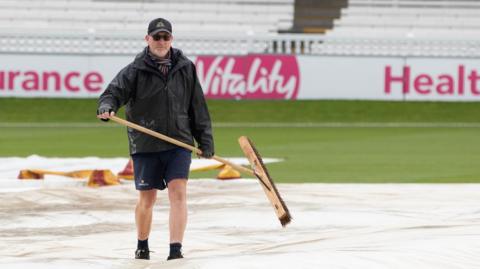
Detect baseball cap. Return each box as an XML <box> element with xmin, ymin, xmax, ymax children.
<box><xmin>148</xmin><ymin>18</ymin><xmax>172</xmax><ymax>36</ymax></box>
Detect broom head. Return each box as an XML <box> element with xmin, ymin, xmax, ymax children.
<box><xmin>238</xmin><ymin>136</ymin><xmax>292</xmax><ymax>227</ymax></box>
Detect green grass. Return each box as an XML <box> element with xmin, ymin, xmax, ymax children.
<box><xmin>1</xmin><ymin>98</ymin><xmax>480</xmax><ymax>182</ymax></box>
<box><xmin>1</xmin><ymin>125</ymin><xmax>479</xmax><ymax>183</ymax></box>
<box><xmin>2</xmin><ymin>98</ymin><xmax>480</xmax><ymax>123</ymax></box>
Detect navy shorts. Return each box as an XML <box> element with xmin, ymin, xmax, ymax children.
<box><xmin>131</xmin><ymin>148</ymin><xmax>192</xmax><ymax>191</ymax></box>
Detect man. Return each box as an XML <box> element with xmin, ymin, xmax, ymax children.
<box><xmin>96</xmin><ymin>18</ymin><xmax>214</xmax><ymax>261</ymax></box>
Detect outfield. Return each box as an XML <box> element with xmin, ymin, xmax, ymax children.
<box><xmin>1</xmin><ymin>98</ymin><xmax>480</xmax><ymax>182</ymax></box>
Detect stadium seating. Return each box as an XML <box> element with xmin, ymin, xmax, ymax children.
<box><xmin>0</xmin><ymin>0</ymin><xmax>293</xmax><ymax>34</ymax></box>
<box><xmin>1</xmin><ymin>0</ymin><xmax>479</xmax><ymax>56</ymax></box>
<box><xmin>0</xmin><ymin>0</ymin><xmax>294</xmax><ymax>54</ymax></box>
<box><xmin>316</xmin><ymin>0</ymin><xmax>480</xmax><ymax>57</ymax></box>
<box><xmin>332</xmin><ymin>0</ymin><xmax>480</xmax><ymax>38</ymax></box>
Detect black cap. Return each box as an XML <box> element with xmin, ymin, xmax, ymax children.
<box><xmin>148</xmin><ymin>18</ymin><xmax>172</xmax><ymax>35</ymax></box>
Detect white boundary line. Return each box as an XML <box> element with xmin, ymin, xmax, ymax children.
<box><xmin>2</xmin><ymin>122</ymin><xmax>480</xmax><ymax>128</ymax></box>
<box><xmin>215</xmin><ymin>122</ymin><xmax>480</xmax><ymax>128</ymax></box>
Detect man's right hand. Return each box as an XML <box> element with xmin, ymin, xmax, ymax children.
<box><xmin>96</xmin><ymin>108</ymin><xmax>115</xmax><ymax>122</ymax></box>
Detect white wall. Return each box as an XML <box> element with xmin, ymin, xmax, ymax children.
<box><xmin>1</xmin><ymin>53</ymin><xmax>479</xmax><ymax>101</ymax></box>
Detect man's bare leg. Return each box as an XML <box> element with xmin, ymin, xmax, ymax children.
<box><xmin>168</xmin><ymin>179</ymin><xmax>188</xmax><ymax>243</ymax></box>
<box><xmin>136</xmin><ymin>189</ymin><xmax>157</xmax><ymax>240</ymax></box>
<box><xmin>167</xmin><ymin>179</ymin><xmax>187</xmax><ymax>260</ymax></box>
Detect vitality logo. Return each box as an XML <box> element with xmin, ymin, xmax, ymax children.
<box><xmin>195</xmin><ymin>55</ymin><xmax>300</xmax><ymax>100</ymax></box>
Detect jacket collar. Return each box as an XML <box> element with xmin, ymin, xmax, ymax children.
<box><xmin>133</xmin><ymin>47</ymin><xmax>189</xmax><ymax>76</ymax></box>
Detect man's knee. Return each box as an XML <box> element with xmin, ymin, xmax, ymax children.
<box><xmin>137</xmin><ymin>190</ymin><xmax>157</xmax><ymax>209</ymax></box>
<box><xmin>168</xmin><ymin>179</ymin><xmax>187</xmax><ymax>204</ymax></box>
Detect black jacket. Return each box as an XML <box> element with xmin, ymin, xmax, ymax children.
<box><xmin>97</xmin><ymin>47</ymin><xmax>214</xmax><ymax>155</ymax></box>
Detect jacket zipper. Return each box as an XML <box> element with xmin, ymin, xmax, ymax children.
<box><xmin>164</xmin><ymin>82</ymin><xmax>170</xmax><ymax>136</ymax></box>
<box><xmin>146</xmin><ymin>60</ymin><xmax>188</xmax><ymax>137</ymax></box>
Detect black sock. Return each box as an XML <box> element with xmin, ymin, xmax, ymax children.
<box><xmin>138</xmin><ymin>239</ymin><xmax>149</xmax><ymax>250</ymax></box>
<box><xmin>169</xmin><ymin>242</ymin><xmax>182</xmax><ymax>255</ymax></box>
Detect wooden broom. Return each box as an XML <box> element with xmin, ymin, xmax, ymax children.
<box><xmin>109</xmin><ymin>115</ymin><xmax>291</xmax><ymax>227</ymax></box>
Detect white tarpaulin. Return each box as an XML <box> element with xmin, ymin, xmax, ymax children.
<box><xmin>1</xmin><ymin>157</ymin><xmax>480</xmax><ymax>269</ymax></box>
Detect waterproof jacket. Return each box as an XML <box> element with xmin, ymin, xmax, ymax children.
<box><xmin>98</xmin><ymin>47</ymin><xmax>214</xmax><ymax>155</ymax></box>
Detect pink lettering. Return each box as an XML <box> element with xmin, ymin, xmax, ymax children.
<box><xmin>84</xmin><ymin>72</ymin><xmax>103</xmax><ymax>92</ymax></box>
<box><xmin>22</xmin><ymin>71</ymin><xmax>40</xmax><ymax>91</ymax></box>
<box><xmin>65</xmin><ymin>72</ymin><xmax>80</xmax><ymax>92</ymax></box>
<box><xmin>385</xmin><ymin>66</ymin><xmax>410</xmax><ymax>94</ymax></box>
<box><xmin>414</xmin><ymin>74</ymin><xmax>432</xmax><ymax>94</ymax></box>
<box><xmin>8</xmin><ymin>71</ymin><xmax>20</xmax><ymax>90</ymax></box>
<box><xmin>468</xmin><ymin>70</ymin><xmax>480</xmax><ymax>95</ymax></box>
<box><xmin>0</xmin><ymin>71</ymin><xmax>5</xmax><ymax>90</ymax></box>
<box><xmin>42</xmin><ymin>72</ymin><xmax>61</xmax><ymax>91</ymax></box>
<box><xmin>385</xmin><ymin>65</ymin><xmax>480</xmax><ymax>97</ymax></box>
<box><xmin>0</xmin><ymin>70</ymin><xmax>104</xmax><ymax>94</ymax></box>
<box><xmin>437</xmin><ymin>75</ymin><xmax>454</xmax><ymax>94</ymax></box>
<box><xmin>458</xmin><ymin>65</ymin><xmax>465</xmax><ymax>94</ymax></box>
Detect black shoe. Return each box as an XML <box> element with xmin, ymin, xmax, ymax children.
<box><xmin>135</xmin><ymin>248</ymin><xmax>150</xmax><ymax>260</ymax></box>
<box><xmin>167</xmin><ymin>252</ymin><xmax>184</xmax><ymax>260</ymax></box>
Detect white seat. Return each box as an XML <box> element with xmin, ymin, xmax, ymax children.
<box><xmin>0</xmin><ymin>0</ymin><xmax>294</xmax><ymax>35</ymax></box>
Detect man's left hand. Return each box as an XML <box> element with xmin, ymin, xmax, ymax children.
<box><xmin>198</xmin><ymin>149</ymin><xmax>214</xmax><ymax>159</ymax></box>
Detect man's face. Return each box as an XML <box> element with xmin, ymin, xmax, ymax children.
<box><xmin>146</xmin><ymin>32</ymin><xmax>173</xmax><ymax>58</ymax></box>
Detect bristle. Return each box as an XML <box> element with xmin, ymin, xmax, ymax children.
<box><xmin>247</xmin><ymin>137</ymin><xmax>292</xmax><ymax>227</ymax></box>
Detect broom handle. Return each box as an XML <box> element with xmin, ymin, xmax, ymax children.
<box><xmin>110</xmin><ymin>115</ymin><xmax>255</xmax><ymax>176</ymax></box>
